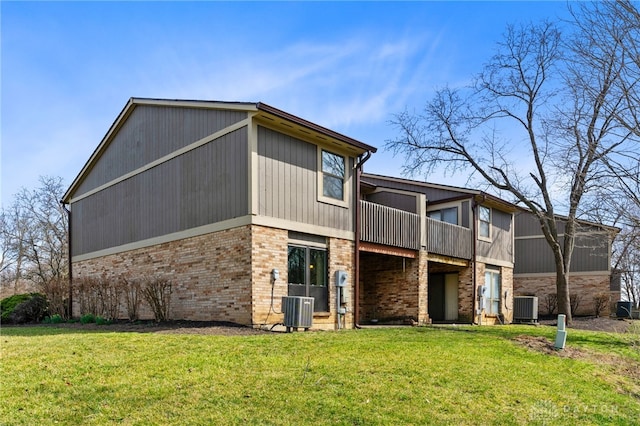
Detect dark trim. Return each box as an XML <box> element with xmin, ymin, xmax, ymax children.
<box><xmin>257</xmin><ymin>103</ymin><xmax>377</xmax><ymax>154</ymax></box>
<box><xmin>61</xmin><ymin>201</ymin><xmax>73</xmax><ymax>318</ymax></box>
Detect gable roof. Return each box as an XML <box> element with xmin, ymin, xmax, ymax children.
<box><xmin>361</xmin><ymin>172</ymin><xmax>520</xmax><ymax>213</ymax></box>
<box><xmin>62</xmin><ymin>98</ymin><xmax>377</xmax><ymax>203</ymax></box>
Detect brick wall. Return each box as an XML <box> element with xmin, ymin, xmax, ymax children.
<box><xmin>73</xmin><ymin>226</ymin><xmax>253</xmax><ymax>324</ymax></box>
<box><xmin>359</xmin><ymin>251</ymin><xmax>424</xmax><ymax>324</ymax></box>
<box><xmin>249</xmin><ymin>228</ymin><xmax>355</xmax><ymax>331</ymax></box>
<box><xmin>514</xmin><ymin>273</ymin><xmax>612</xmax><ymax>316</ymax></box>
<box><xmin>250</xmin><ymin>226</ymin><xmax>289</xmax><ymax>328</ymax></box>
<box><xmin>327</xmin><ymin>237</ymin><xmax>355</xmax><ymax>329</ymax></box>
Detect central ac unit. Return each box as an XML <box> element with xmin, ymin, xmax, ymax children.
<box><xmin>513</xmin><ymin>296</ymin><xmax>539</xmax><ymax>323</ymax></box>
<box><xmin>281</xmin><ymin>296</ymin><xmax>314</xmax><ymax>332</ymax></box>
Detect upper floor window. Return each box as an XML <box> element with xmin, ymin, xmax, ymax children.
<box><xmin>320</xmin><ymin>149</ymin><xmax>346</xmax><ymax>201</ymax></box>
<box><xmin>479</xmin><ymin>205</ymin><xmax>491</xmax><ymax>239</ymax></box>
<box><xmin>428</xmin><ymin>207</ymin><xmax>458</xmax><ymax>225</ymax></box>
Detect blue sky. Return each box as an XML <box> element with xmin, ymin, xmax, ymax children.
<box><xmin>1</xmin><ymin>1</ymin><xmax>572</xmax><ymax>207</ymax></box>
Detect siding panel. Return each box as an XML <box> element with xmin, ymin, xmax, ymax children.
<box><xmin>477</xmin><ymin>208</ymin><xmax>513</xmax><ymax>262</ymax></box>
<box><xmin>515</xmin><ymin>234</ymin><xmax>610</xmax><ymax>274</ymax></box>
<box><xmin>75</xmin><ymin>106</ymin><xmax>247</xmax><ymax>197</ymax></box>
<box><xmin>72</xmin><ymin>128</ymin><xmax>248</xmax><ymax>256</ymax></box>
<box><xmin>257</xmin><ymin>126</ymin><xmax>353</xmax><ymax>231</ymax></box>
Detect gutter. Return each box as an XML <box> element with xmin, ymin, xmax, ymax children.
<box><xmin>353</xmin><ymin>151</ymin><xmax>372</xmax><ymax>329</ymax></box>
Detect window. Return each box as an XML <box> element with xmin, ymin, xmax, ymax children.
<box><xmin>321</xmin><ymin>150</ymin><xmax>345</xmax><ymax>201</ymax></box>
<box><xmin>428</xmin><ymin>207</ymin><xmax>458</xmax><ymax>225</ymax></box>
<box><xmin>478</xmin><ymin>205</ymin><xmax>491</xmax><ymax>239</ymax></box>
<box><xmin>484</xmin><ymin>268</ymin><xmax>501</xmax><ymax>315</ymax></box>
<box><xmin>287</xmin><ymin>245</ymin><xmax>328</xmax><ymax>312</ymax></box>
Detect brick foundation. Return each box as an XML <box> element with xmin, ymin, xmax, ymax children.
<box><xmin>73</xmin><ymin>224</ymin><xmax>354</xmax><ymax>330</ymax></box>
<box><xmin>73</xmin><ymin>226</ymin><xmax>253</xmax><ymax>324</ymax></box>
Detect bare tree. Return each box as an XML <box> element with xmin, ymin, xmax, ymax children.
<box><xmin>387</xmin><ymin>3</ymin><xmax>640</xmax><ymax>323</ymax></box>
<box><xmin>0</xmin><ymin>176</ymin><xmax>69</xmax><ymax>303</ymax></box>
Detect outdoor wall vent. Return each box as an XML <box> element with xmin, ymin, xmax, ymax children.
<box><xmin>281</xmin><ymin>296</ymin><xmax>314</xmax><ymax>332</ymax></box>
<box><xmin>513</xmin><ymin>296</ymin><xmax>539</xmax><ymax>323</ymax></box>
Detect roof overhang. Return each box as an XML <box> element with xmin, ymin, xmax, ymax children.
<box><xmin>62</xmin><ymin>98</ymin><xmax>377</xmax><ymax>203</ymax></box>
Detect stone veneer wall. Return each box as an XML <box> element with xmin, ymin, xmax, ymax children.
<box><xmin>513</xmin><ymin>273</ymin><xmax>612</xmax><ymax>316</ymax></box>
<box><xmin>73</xmin><ymin>226</ymin><xmax>253</xmax><ymax>324</ymax></box>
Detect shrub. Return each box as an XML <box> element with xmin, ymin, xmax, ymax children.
<box><xmin>80</xmin><ymin>313</ymin><xmax>96</xmax><ymax>324</ymax></box>
<box><xmin>40</xmin><ymin>277</ymin><xmax>69</xmax><ymax>319</ymax></box>
<box><xmin>543</xmin><ymin>293</ymin><xmax>557</xmax><ymax>316</ymax></box>
<box><xmin>140</xmin><ymin>276</ymin><xmax>172</xmax><ymax>322</ymax></box>
<box><xmin>593</xmin><ymin>293</ymin><xmax>610</xmax><ymax>317</ymax></box>
<box><xmin>43</xmin><ymin>314</ymin><xmax>64</xmax><ymax>324</ymax></box>
<box><xmin>9</xmin><ymin>294</ymin><xmax>48</xmax><ymax>324</ymax></box>
<box><xmin>95</xmin><ymin>275</ymin><xmax>123</xmax><ymax>321</ymax></box>
<box><xmin>95</xmin><ymin>316</ymin><xmax>111</xmax><ymax>325</ymax></box>
<box><xmin>74</xmin><ymin>276</ymin><xmax>101</xmax><ymax>317</ymax></box>
<box><xmin>570</xmin><ymin>294</ymin><xmax>582</xmax><ymax>316</ymax></box>
<box><xmin>123</xmin><ymin>277</ymin><xmax>142</xmax><ymax>321</ymax></box>
<box><xmin>1</xmin><ymin>294</ymin><xmax>33</xmax><ymax>323</ymax></box>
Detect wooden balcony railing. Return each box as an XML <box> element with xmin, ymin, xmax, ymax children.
<box><xmin>360</xmin><ymin>201</ymin><xmax>473</xmax><ymax>259</ymax></box>
<box><xmin>360</xmin><ymin>200</ymin><xmax>421</xmax><ymax>250</ymax></box>
<box><xmin>426</xmin><ymin>217</ymin><xmax>473</xmax><ymax>260</ymax></box>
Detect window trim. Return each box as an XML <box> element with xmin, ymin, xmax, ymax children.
<box><xmin>317</xmin><ymin>147</ymin><xmax>349</xmax><ymax>208</ymax></box>
<box><xmin>478</xmin><ymin>205</ymin><xmax>492</xmax><ymax>241</ymax></box>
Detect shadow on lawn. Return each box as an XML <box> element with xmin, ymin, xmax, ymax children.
<box><xmin>1</xmin><ymin>320</ymin><xmax>265</xmax><ymax>337</ymax></box>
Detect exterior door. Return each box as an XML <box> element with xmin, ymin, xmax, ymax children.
<box><xmin>444</xmin><ymin>273</ymin><xmax>459</xmax><ymax>321</ymax></box>
<box><xmin>428</xmin><ymin>273</ymin><xmax>459</xmax><ymax>321</ymax></box>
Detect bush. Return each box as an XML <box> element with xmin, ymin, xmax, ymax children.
<box><xmin>140</xmin><ymin>276</ymin><xmax>172</xmax><ymax>322</ymax></box>
<box><xmin>95</xmin><ymin>316</ymin><xmax>111</xmax><ymax>325</ymax></box>
<box><xmin>1</xmin><ymin>294</ymin><xmax>33</xmax><ymax>323</ymax></box>
<box><xmin>80</xmin><ymin>313</ymin><xmax>96</xmax><ymax>324</ymax></box>
<box><xmin>593</xmin><ymin>293</ymin><xmax>610</xmax><ymax>317</ymax></box>
<box><xmin>570</xmin><ymin>294</ymin><xmax>582</xmax><ymax>316</ymax></box>
<box><xmin>123</xmin><ymin>277</ymin><xmax>142</xmax><ymax>321</ymax></box>
<box><xmin>9</xmin><ymin>294</ymin><xmax>48</xmax><ymax>324</ymax></box>
<box><xmin>543</xmin><ymin>293</ymin><xmax>557</xmax><ymax>316</ymax></box>
<box><xmin>43</xmin><ymin>314</ymin><xmax>64</xmax><ymax>324</ymax></box>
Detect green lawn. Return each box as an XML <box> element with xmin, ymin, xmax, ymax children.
<box><xmin>1</xmin><ymin>324</ymin><xmax>639</xmax><ymax>425</ymax></box>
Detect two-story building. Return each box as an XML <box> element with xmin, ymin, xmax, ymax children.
<box><xmin>358</xmin><ymin>174</ymin><xmax>518</xmax><ymax>326</ymax></box>
<box><xmin>513</xmin><ymin>211</ymin><xmax>619</xmax><ymax>316</ymax></box>
<box><xmin>62</xmin><ymin>98</ymin><xmax>617</xmax><ymax>328</ymax></box>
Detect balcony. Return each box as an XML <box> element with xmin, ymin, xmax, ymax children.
<box><xmin>360</xmin><ymin>200</ymin><xmax>421</xmax><ymax>250</ymax></box>
<box><xmin>359</xmin><ymin>200</ymin><xmax>474</xmax><ymax>260</ymax></box>
<box><xmin>426</xmin><ymin>217</ymin><xmax>473</xmax><ymax>260</ymax></box>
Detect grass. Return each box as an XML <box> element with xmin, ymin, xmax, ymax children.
<box><xmin>1</xmin><ymin>324</ymin><xmax>639</xmax><ymax>425</ymax></box>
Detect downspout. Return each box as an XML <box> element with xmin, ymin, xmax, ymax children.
<box><xmin>471</xmin><ymin>196</ymin><xmax>478</xmax><ymax>325</ymax></box>
<box><xmin>61</xmin><ymin>201</ymin><xmax>73</xmax><ymax>319</ymax></box>
<box><xmin>353</xmin><ymin>151</ymin><xmax>372</xmax><ymax>329</ymax></box>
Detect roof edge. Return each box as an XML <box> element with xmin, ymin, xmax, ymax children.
<box><xmin>257</xmin><ymin>102</ymin><xmax>377</xmax><ymax>153</ymax></box>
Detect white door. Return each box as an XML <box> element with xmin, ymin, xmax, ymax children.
<box><xmin>444</xmin><ymin>273</ymin><xmax>459</xmax><ymax>321</ymax></box>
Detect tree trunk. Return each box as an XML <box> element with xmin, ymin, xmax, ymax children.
<box><xmin>555</xmin><ymin>262</ymin><xmax>572</xmax><ymax>324</ymax></box>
